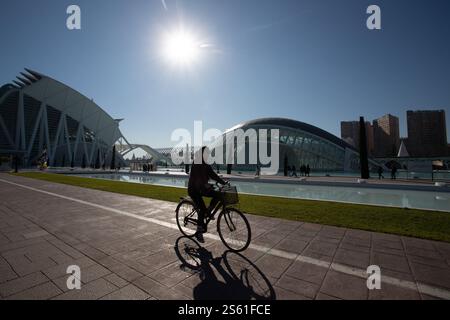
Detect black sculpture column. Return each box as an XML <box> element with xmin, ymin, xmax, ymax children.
<box><xmin>359</xmin><ymin>116</ymin><xmax>370</xmax><ymax>179</ymax></box>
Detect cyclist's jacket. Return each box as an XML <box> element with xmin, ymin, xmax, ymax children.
<box><xmin>188</xmin><ymin>162</ymin><xmax>226</xmax><ymax>194</ymax></box>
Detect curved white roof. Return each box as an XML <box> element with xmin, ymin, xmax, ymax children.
<box><xmin>11</xmin><ymin>68</ymin><xmax>125</xmax><ymax>147</ymax></box>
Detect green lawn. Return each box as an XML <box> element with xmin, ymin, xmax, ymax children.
<box><xmin>13</xmin><ymin>171</ymin><xmax>450</xmax><ymax>243</ymax></box>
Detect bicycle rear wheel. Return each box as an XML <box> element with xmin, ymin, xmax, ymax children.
<box><xmin>217</xmin><ymin>208</ymin><xmax>251</xmax><ymax>252</ymax></box>
<box><xmin>176</xmin><ymin>200</ymin><xmax>199</xmax><ymax>237</ymax></box>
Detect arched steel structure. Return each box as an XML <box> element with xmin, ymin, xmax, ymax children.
<box><xmin>215</xmin><ymin>117</ymin><xmax>379</xmax><ymax>172</ymax></box>
<box><xmin>0</xmin><ymin>68</ymin><xmax>128</xmax><ymax>167</ymax></box>
<box><xmin>117</xmin><ymin>143</ymin><xmax>173</xmax><ymax>165</ymax></box>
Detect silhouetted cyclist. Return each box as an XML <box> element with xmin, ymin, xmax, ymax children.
<box><xmin>188</xmin><ymin>146</ymin><xmax>227</xmax><ymax>241</ymax></box>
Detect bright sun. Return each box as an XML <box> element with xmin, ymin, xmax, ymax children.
<box><xmin>163</xmin><ymin>29</ymin><xmax>201</xmax><ymax>66</ymax></box>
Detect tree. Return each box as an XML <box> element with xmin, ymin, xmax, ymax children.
<box><xmin>359</xmin><ymin>116</ymin><xmax>370</xmax><ymax>179</ymax></box>
<box><xmin>110</xmin><ymin>145</ymin><xmax>116</xmax><ymax>170</ymax></box>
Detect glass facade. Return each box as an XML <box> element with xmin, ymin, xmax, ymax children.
<box><xmin>210</xmin><ymin>118</ymin><xmax>376</xmax><ymax>173</ymax></box>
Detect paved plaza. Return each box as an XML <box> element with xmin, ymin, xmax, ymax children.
<box><xmin>0</xmin><ymin>173</ymin><xmax>449</xmax><ymax>300</ymax></box>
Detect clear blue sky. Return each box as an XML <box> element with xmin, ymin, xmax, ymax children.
<box><xmin>1</xmin><ymin>0</ymin><xmax>449</xmax><ymax>147</ymax></box>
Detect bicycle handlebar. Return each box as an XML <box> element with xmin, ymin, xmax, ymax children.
<box><xmin>215</xmin><ymin>180</ymin><xmax>229</xmax><ymax>186</ymax></box>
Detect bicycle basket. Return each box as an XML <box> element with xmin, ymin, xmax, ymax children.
<box><xmin>220</xmin><ymin>186</ymin><xmax>239</xmax><ymax>205</ymax></box>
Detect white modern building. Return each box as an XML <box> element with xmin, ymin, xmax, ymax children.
<box><xmin>0</xmin><ymin>68</ymin><xmax>134</xmax><ymax>167</ymax></box>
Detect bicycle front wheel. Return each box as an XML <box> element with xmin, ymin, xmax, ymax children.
<box><xmin>176</xmin><ymin>200</ymin><xmax>199</xmax><ymax>237</ymax></box>
<box><xmin>217</xmin><ymin>208</ymin><xmax>251</xmax><ymax>252</ymax></box>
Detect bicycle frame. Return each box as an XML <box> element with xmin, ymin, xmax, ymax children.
<box><xmin>183</xmin><ymin>193</ymin><xmax>230</xmax><ymax>227</ymax></box>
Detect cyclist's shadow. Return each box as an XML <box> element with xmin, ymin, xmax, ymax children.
<box><xmin>174</xmin><ymin>236</ymin><xmax>276</xmax><ymax>300</ymax></box>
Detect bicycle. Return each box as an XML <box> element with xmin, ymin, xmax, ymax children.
<box><xmin>175</xmin><ymin>182</ymin><xmax>251</xmax><ymax>252</ymax></box>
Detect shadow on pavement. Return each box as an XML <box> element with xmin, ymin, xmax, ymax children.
<box><xmin>174</xmin><ymin>236</ymin><xmax>276</xmax><ymax>300</ymax></box>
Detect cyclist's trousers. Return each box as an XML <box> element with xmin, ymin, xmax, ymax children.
<box><xmin>188</xmin><ymin>188</ymin><xmax>220</xmax><ymax>227</ymax></box>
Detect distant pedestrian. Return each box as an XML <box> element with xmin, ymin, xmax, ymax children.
<box><xmin>378</xmin><ymin>166</ymin><xmax>384</xmax><ymax>179</ymax></box>
<box><xmin>255</xmin><ymin>164</ymin><xmax>261</xmax><ymax>177</ymax></box>
<box><xmin>391</xmin><ymin>166</ymin><xmax>397</xmax><ymax>180</ymax></box>
<box><xmin>291</xmin><ymin>165</ymin><xmax>298</xmax><ymax>177</ymax></box>
<box><xmin>306</xmin><ymin>164</ymin><xmax>311</xmax><ymax>177</ymax></box>
<box><xmin>300</xmin><ymin>165</ymin><xmax>305</xmax><ymax>176</ymax></box>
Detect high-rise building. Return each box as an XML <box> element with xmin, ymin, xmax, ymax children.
<box><xmin>340</xmin><ymin>121</ymin><xmax>374</xmax><ymax>155</ymax></box>
<box><xmin>373</xmin><ymin>114</ymin><xmax>400</xmax><ymax>158</ymax></box>
<box><xmin>406</xmin><ymin>110</ymin><xmax>447</xmax><ymax>157</ymax></box>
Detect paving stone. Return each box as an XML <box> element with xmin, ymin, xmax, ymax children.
<box><xmin>333</xmin><ymin>248</ymin><xmax>370</xmax><ymax>269</ymax></box>
<box><xmin>23</xmin><ymin>230</ymin><xmax>50</xmax><ymax>239</ymax></box>
<box><xmin>172</xmin><ymin>283</ymin><xmax>195</xmax><ymax>299</ymax></box>
<box><xmin>320</xmin><ymin>270</ymin><xmax>368</xmax><ymax>300</ymax></box>
<box><xmin>405</xmin><ymin>246</ymin><xmax>444</xmax><ymax>260</ymax></box>
<box><xmin>48</xmin><ymin>239</ymin><xmax>84</xmax><ymax>259</ymax></box>
<box><xmin>6</xmin><ymin>281</ymin><xmax>62</xmax><ymax>300</ymax></box>
<box><xmin>133</xmin><ymin>276</ymin><xmax>189</xmax><ymax>300</ymax></box>
<box><xmin>371</xmin><ymin>252</ymin><xmax>411</xmax><ymax>274</ymax></box>
<box><xmin>80</xmin><ymin>263</ymin><xmax>111</xmax><ymax>284</ymax></box>
<box><xmin>345</xmin><ymin>230</ymin><xmax>372</xmax><ymax>240</ymax></box>
<box><xmin>273</xmin><ymin>286</ymin><xmax>311</xmax><ymax>300</ymax></box>
<box><xmin>301</xmin><ymin>251</ymin><xmax>333</xmax><ymax>264</ymax></box>
<box><xmin>252</xmin><ymin>232</ymin><xmax>286</xmax><ymax>247</ymax></box>
<box><xmin>368</xmin><ymin>283</ymin><xmax>420</xmax><ymax>300</ymax></box>
<box><xmin>51</xmin><ymin>275</ymin><xmax>72</xmax><ymax>293</ymax></box>
<box><xmin>410</xmin><ymin>262</ymin><xmax>450</xmax><ymax>290</ymax></box>
<box><xmin>341</xmin><ymin>234</ymin><xmax>371</xmax><ymax>247</ymax></box>
<box><xmin>421</xmin><ymin>294</ymin><xmax>443</xmax><ymax>300</ymax></box>
<box><xmin>0</xmin><ymin>257</ymin><xmax>18</xmax><ymax>284</ymax></box>
<box><xmin>276</xmin><ymin>275</ymin><xmax>319</xmax><ymax>299</ymax></box>
<box><xmin>52</xmin><ymin>278</ymin><xmax>118</xmax><ymax>300</ymax></box>
<box><xmin>0</xmin><ymin>272</ymin><xmax>48</xmax><ymax>297</ymax></box>
<box><xmin>434</xmin><ymin>242</ymin><xmax>450</xmax><ymax>260</ymax></box>
<box><xmin>373</xmin><ymin>239</ymin><xmax>404</xmax><ymax>251</ymax></box>
<box><xmin>407</xmin><ymin>254</ymin><xmax>448</xmax><ymax>269</ymax></box>
<box><xmin>42</xmin><ymin>256</ymin><xmax>96</xmax><ymax>279</ymax></box>
<box><xmin>103</xmin><ymin>274</ymin><xmax>129</xmax><ymax>288</ymax></box>
<box><xmin>148</xmin><ymin>262</ymin><xmax>193</xmax><ymax>287</ymax></box>
<box><xmin>315</xmin><ymin>236</ymin><xmax>341</xmax><ymax>245</ymax></box>
<box><xmin>254</xmin><ymin>254</ymin><xmax>293</xmax><ymax>279</ymax></box>
<box><xmin>98</xmin><ymin>257</ymin><xmax>143</xmax><ymax>282</ymax></box>
<box><xmin>274</xmin><ymin>238</ymin><xmax>308</xmax><ymax>254</ymax></box>
<box><xmin>303</xmin><ymin>240</ymin><xmax>338</xmax><ymax>257</ymax></box>
<box><xmin>0</xmin><ymin>237</ymin><xmax>48</xmax><ymax>254</ymax></box>
<box><xmin>402</xmin><ymin>237</ymin><xmax>435</xmax><ymax>251</ymax></box>
<box><xmin>316</xmin><ymin>292</ymin><xmax>341</xmax><ymax>300</ymax></box>
<box><xmin>100</xmin><ymin>284</ymin><xmax>150</xmax><ymax>300</ymax></box>
<box><xmin>285</xmin><ymin>260</ymin><xmax>328</xmax><ymax>285</ymax></box>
